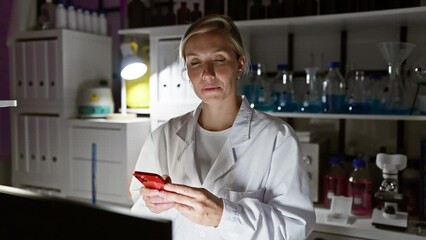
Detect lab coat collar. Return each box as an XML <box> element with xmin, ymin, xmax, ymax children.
<box><xmin>176</xmin><ymin>96</ymin><xmax>253</xmax><ymax>147</ymax></box>
<box><xmin>174</xmin><ymin>96</ymin><xmax>254</xmax><ymax>186</ymax></box>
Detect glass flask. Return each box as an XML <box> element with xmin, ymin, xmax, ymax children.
<box><xmin>377</xmin><ymin>42</ymin><xmax>416</xmax><ymax>114</ymax></box>
<box><xmin>299</xmin><ymin>67</ymin><xmax>322</xmax><ymax>113</ymax></box>
<box><xmin>273</xmin><ymin>64</ymin><xmax>297</xmax><ymax>112</ymax></box>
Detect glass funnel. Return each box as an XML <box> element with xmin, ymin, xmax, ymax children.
<box><xmin>377</xmin><ymin>42</ymin><xmax>416</xmax><ymax>114</ymax></box>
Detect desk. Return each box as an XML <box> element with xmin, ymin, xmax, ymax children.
<box><xmin>310</xmin><ymin>207</ymin><xmax>426</xmax><ymax>240</ymax></box>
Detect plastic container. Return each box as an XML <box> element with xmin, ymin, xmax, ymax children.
<box><xmin>347</xmin><ymin>158</ymin><xmax>372</xmax><ymax>215</ymax></box>
<box><xmin>55</xmin><ymin>2</ymin><xmax>67</xmax><ymax>29</ymax></box>
<box><xmin>67</xmin><ymin>5</ymin><xmax>77</xmax><ymax>30</ymax></box>
<box><xmin>322</xmin><ymin>61</ymin><xmax>346</xmax><ymax>113</ymax></box>
<box><xmin>273</xmin><ymin>64</ymin><xmax>296</xmax><ymax>112</ymax></box>
<box><xmin>322</xmin><ymin>155</ymin><xmax>348</xmax><ymax>208</ymax></box>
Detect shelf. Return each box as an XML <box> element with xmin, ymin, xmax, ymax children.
<box><xmin>0</xmin><ymin>100</ymin><xmax>17</xmax><ymax>108</ymax></box>
<box><xmin>267</xmin><ymin>112</ymin><xmax>426</xmax><ymax>121</ymax></box>
<box><xmin>118</xmin><ymin>6</ymin><xmax>426</xmax><ymax>37</ymax></box>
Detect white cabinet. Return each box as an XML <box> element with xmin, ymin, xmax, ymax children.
<box><xmin>67</xmin><ymin>118</ymin><xmax>151</xmax><ymax>206</ymax></box>
<box><xmin>9</xmin><ymin>29</ymin><xmax>112</xmax><ymax>195</ymax></box>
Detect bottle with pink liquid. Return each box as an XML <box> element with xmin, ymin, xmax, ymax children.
<box><xmin>322</xmin><ymin>156</ymin><xmax>347</xmax><ymax>208</ymax></box>
<box><xmin>348</xmin><ymin>158</ymin><xmax>372</xmax><ymax>215</ymax></box>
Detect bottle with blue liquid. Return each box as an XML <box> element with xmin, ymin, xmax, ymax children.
<box><xmin>245</xmin><ymin>63</ymin><xmax>273</xmax><ymax>111</ymax></box>
<box><xmin>322</xmin><ymin>61</ymin><xmax>346</xmax><ymax>113</ymax></box>
<box><xmin>273</xmin><ymin>64</ymin><xmax>296</xmax><ymax>112</ymax></box>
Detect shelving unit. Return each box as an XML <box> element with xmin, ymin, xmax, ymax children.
<box><xmin>0</xmin><ymin>100</ymin><xmax>17</xmax><ymax>108</ymax></box>
<box><xmin>117</xmin><ymin>6</ymin><xmax>426</xmax><ymax>238</ymax></box>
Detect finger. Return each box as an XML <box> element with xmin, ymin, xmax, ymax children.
<box><xmin>163</xmin><ymin>183</ymin><xmax>198</xmax><ymax>198</ymax></box>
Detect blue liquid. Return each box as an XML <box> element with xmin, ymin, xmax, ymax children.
<box><xmin>274</xmin><ymin>92</ymin><xmax>297</xmax><ymax>112</ymax></box>
<box><xmin>346</xmin><ymin>102</ymin><xmax>371</xmax><ymax>114</ymax></box>
<box><xmin>322</xmin><ymin>94</ymin><xmax>345</xmax><ymax>113</ymax></box>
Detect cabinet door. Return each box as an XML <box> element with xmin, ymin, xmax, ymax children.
<box><xmin>24</xmin><ymin>42</ymin><xmax>37</xmax><ymax>101</ymax></box>
<box><xmin>27</xmin><ymin>116</ymin><xmax>40</xmax><ymax>174</ymax></box>
<box><xmin>38</xmin><ymin>116</ymin><xmax>50</xmax><ymax>175</ymax></box>
<box><xmin>35</xmin><ymin>41</ymin><xmax>49</xmax><ymax>101</ymax></box>
<box><xmin>157</xmin><ymin>40</ymin><xmax>181</xmax><ymax>103</ymax></box>
<box><xmin>46</xmin><ymin>39</ymin><xmax>58</xmax><ymax>102</ymax></box>
<box><xmin>13</xmin><ymin>42</ymin><xmax>27</xmax><ymax>101</ymax></box>
<box><xmin>16</xmin><ymin>115</ymin><xmax>29</xmax><ymax>173</ymax></box>
<box><xmin>49</xmin><ymin>117</ymin><xmax>60</xmax><ymax>177</ymax></box>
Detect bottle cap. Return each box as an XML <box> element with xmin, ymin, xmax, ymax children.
<box><xmin>352</xmin><ymin>158</ymin><xmax>366</xmax><ymax>168</ymax></box>
<box><xmin>328</xmin><ymin>155</ymin><xmax>341</xmax><ymax>164</ymax></box>
<box><xmin>277</xmin><ymin>64</ymin><xmax>288</xmax><ymax>71</ymax></box>
<box><xmin>328</xmin><ymin>61</ymin><xmax>340</xmax><ymax>69</ymax></box>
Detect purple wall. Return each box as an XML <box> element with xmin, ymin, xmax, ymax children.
<box><xmin>0</xmin><ymin>0</ymin><xmax>13</xmax><ymax>161</ymax></box>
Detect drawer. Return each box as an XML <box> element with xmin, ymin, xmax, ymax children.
<box><xmin>71</xmin><ymin>126</ymin><xmax>123</xmax><ymax>163</ymax></box>
<box><xmin>70</xmin><ymin>159</ymin><xmax>127</xmax><ymax>198</ymax></box>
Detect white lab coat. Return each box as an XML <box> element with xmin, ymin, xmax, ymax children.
<box><xmin>129</xmin><ymin>97</ymin><xmax>316</xmax><ymax>240</ymax></box>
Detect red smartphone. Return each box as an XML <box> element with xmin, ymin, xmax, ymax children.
<box><xmin>133</xmin><ymin>171</ymin><xmax>166</xmax><ymax>190</ymax></box>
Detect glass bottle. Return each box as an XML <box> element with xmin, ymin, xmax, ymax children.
<box><xmin>299</xmin><ymin>67</ymin><xmax>322</xmax><ymax>113</ymax></box>
<box><xmin>191</xmin><ymin>3</ymin><xmax>202</xmax><ymax>22</ymax></box>
<box><xmin>250</xmin><ymin>0</ymin><xmax>266</xmax><ymax>19</ymax></box>
<box><xmin>346</xmin><ymin>71</ymin><xmax>370</xmax><ymax>114</ymax></box>
<box><xmin>273</xmin><ymin>64</ymin><xmax>296</xmax><ymax>112</ymax></box>
<box><xmin>244</xmin><ymin>63</ymin><xmax>273</xmax><ymax>111</ymax></box>
<box><xmin>377</xmin><ymin>42</ymin><xmax>416</xmax><ymax>115</ymax></box>
<box><xmin>348</xmin><ymin>158</ymin><xmax>372</xmax><ymax>215</ymax></box>
<box><xmin>322</xmin><ymin>155</ymin><xmax>348</xmax><ymax>209</ymax></box>
<box><xmin>322</xmin><ymin>61</ymin><xmax>346</xmax><ymax>113</ymax></box>
<box><xmin>177</xmin><ymin>2</ymin><xmax>191</xmax><ymax>25</ymax></box>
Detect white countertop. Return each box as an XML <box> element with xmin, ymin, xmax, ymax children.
<box><xmin>314</xmin><ymin>207</ymin><xmax>426</xmax><ymax>240</ymax></box>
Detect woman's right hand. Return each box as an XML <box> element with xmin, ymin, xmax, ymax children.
<box><xmin>140</xmin><ymin>175</ymin><xmax>174</xmax><ymax>214</ymax></box>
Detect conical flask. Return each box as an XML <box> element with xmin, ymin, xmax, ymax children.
<box><xmin>377</xmin><ymin>42</ymin><xmax>416</xmax><ymax>114</ymax></box>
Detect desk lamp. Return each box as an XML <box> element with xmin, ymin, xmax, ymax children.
<box><xmin>107</xmin><ymin>42</ymin><xmax>147</xmax><ymax>120</ymax></box>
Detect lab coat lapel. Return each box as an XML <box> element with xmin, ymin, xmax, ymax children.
<box><xmin>203</xmin><ymin>97</ymin><xmax>253</xmax><ymax>187</ymax></box>
<box><xmin>176</xmin><ymin>105</ymin><xmax>203</xmax><ymax>186</ymax></box>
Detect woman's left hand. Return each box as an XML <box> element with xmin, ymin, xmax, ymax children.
<box><xmin>160</xmin><ymin>183</ymin><xmax>224</xmax><ymax>227</ymax></box>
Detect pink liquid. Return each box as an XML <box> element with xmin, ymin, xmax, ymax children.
<box><xmin>348</xmin><ymin>178</ymin><xmax>372</xmax><ymax>215</ymax></box>
<box><xmin>322</xmin><ymin>173</ymin><xmax>347</xmax><ymax>208</ymax></box>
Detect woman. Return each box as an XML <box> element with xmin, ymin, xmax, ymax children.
<box><xmin>129</xmin><ymin>14</ymin><xmax>316</xmax><ymax>239</ymax></box>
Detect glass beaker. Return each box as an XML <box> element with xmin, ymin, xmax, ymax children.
<box><xmin>377</xmin><ymin>42</ymin><xmax>416</xmax><ymax>115</ymax></box>
<box><xmin>299</xmin><ymin>67</ymin><xmax>322</xmax><ymax>113</ymax></box>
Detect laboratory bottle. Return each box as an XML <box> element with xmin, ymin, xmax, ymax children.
<box><xmin>191</xmin><ymin>3</ymin><xmax>202</xmax><ymax>22</ymax></box>
<box><xmin>250</xmin><ymin>0</ymin><xmax>266</xmax><ymax>19</ymax></box>
<box><xmin>273</xmin><ymin>64</ymin><xmax>296</xmax><ymax>112</ymax></box>
<box><xmin>299</xmin><ymin>67</ymin><xmax>322</xmax><ymax>113</ymax></box>
<box><xmin>322</xmin><ymin>155</ymin><xmax>347</xmax><ymax>209</ymax></box>
<box><xmin>177</xmin><ymin>2</ymin><xmax>191</xmax><ymax>25</ymax></box>
<box><xmin>83</xmin><ymin>8</ymin><xmax>92</xmax><ymax>32</ymax></box>
<box><xmin>346</xmin><ymin>71</ymin><xmax>371</xmax><ymax>114</ymax></box>
<box><xmin>322</xmin><ymin>61</ymin><xmax>346</xmax><ymax>113</ymax></box>
<box><xmin>366</xmin><ymin>73</ymin><xmax>385</xmax><ymax>114</ymax></box>
<box><xmin>347</xmin><ymin>158</ymin><xmax>372</xmax><ymax>215</ymax></box>
<box><xmin>55</xmin><ymin>1</ymin><xmax>67</xmax><ymax>29</ymax></box>
<box><xmin>76</xmin><ymin>7</ymin><xmax>85</xmax><ymax>31</ymax></box>
<box><xmin>99</xmin><ymin>11</ymin><xmax>107</xmax><ymax>35</ymax></box>
<box><xmin>38</xmin><ymin>0</ymin><xmax>56</xmax><ymax>30</ymax></box>
<box><xmin>127</xmin><ymin>0</ymin><xmax>146</xmax><ymax>28</ymax></box>
<box><xmin>90</xmin><ymin>10</ymin><xmax>99</xmax><ymax>34</ymax></box>
<box><xmin>67</xmin><ymin>5</ymin><xmax>77</xmax><ymax>30</ymax></box>
<box><xmin>249</xmin><ymin>64</ymin><xmax>273</xmax><ymax>111</ymax></box>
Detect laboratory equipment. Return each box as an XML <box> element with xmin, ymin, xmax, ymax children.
<box><xmin>377</xmin><ymin>42</ymin><xmax>415</xmax><ymax>114</ymax></box>
<box><xmin>371</xmin><ymin>153</ymin><xmax>408</xmax><ymax>230</ymax></box>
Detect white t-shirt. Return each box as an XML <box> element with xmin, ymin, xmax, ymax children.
<box><xmin>195</xmin><ymin>123</ymin><xmax>231</xmax><ymax>183</ymax></box>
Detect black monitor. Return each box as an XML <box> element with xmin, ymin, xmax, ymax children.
<box><xmin>0</xmin><ymin>185</ymin><xmax>172</xmax><ymax>239</ymax></box>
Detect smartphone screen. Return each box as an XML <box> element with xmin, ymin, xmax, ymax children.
<box><xmin>133</xmin><ymin>171</ymin><xmax>166</xmax><ymax>190</ymax></box>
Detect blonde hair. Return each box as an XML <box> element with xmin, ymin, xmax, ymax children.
<box><xmin>179</xmin><ymin>14</ymin><xmax>250</xmax><ymax>74</ymax></box>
